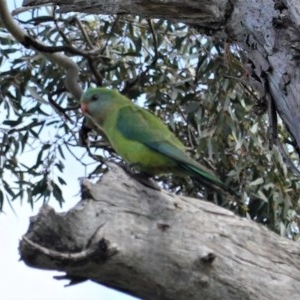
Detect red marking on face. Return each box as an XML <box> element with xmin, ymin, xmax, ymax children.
<box><xmin>81</xmin><ymin>102</ymin><xmax>88</xmax><ymax>114</ymax></box>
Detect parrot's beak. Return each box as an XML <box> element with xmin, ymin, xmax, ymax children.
<box><xmin>81</xmin><ymin>102</ymin><xmax>88</xmax><ymax>114</ymax></box>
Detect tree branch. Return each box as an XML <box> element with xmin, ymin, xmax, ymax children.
<box><xmin>0</xmin><ymin>0</ymin><xmax>82</xmax><ymax>100</ymax></box>
<box><xmin>19</xmin><ymin>163</ymin><xmax>300</xmax><ymax>300</ymax></box>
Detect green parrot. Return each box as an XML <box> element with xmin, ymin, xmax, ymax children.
<box><xmin>81</xmin><ymin>87</ymin><xmax>228</xmax><ymax>191</ymax></box>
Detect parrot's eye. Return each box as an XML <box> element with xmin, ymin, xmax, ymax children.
<box><xmin>91</xmin><ymin>94</ymin><xmax>98</xmax><ymax>102</ymax></box>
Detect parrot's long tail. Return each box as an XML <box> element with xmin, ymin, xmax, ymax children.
<box><xmin>179</xmin><ymin>162</ymin><xmax>232</xmax><ymax>193</ymax></box>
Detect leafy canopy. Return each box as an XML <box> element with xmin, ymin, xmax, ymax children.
<box><xmin>0</xmin><ymin>6</ymin><xmax>299</xmax><ymax>237</ymax></box>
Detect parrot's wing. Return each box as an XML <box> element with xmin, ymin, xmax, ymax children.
<box><xmin>117</xmin><ymin>106</ymin><xmax>226</xmax><ymax>187</ymax></box>
<box><xmin>117</xmin><ymin>105</ymin><xmax>185</xmax><ymax>155</ymax></box>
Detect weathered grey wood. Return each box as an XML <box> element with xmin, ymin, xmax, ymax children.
<box><xmin>23</xmin><ymin>0</ymin><xmax>231</xmax><ymax>28</ymax></box>
<box><xmin>19</xmin><ymin>164</ymin><xmax>300</xmax><ymax>300</ymax></box>
<box><xmin>21</xmin><ymin>0</ymin><xmax>300</xmax><ymax>169</ymax></box>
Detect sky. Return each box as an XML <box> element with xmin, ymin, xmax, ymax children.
<box><xmin>0</xmin><ymin>1</ymin><xmax>138</xmax><ymax>299</ymax></box>
<box><xmin>0</xmin><ymin>150</ymin><xmax>138</xmax><ymax>300</ymax></box>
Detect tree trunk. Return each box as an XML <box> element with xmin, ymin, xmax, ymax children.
<box><xmin>19</xmin><ymin>163</ymin><xmax>300</xmax><ymax>300</ymax></box>
<box><xmin>22</xmin><ymin>0</ymin><xmax>300</xmax><ymax>168</ymax></box>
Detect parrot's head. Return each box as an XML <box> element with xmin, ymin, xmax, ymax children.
<box><xmin>80</xmin><ymin>88</ymin><xmax>121</xmax><ymax>122</ymax></box>
<box><xmin>80</xmin><ymin>87</ymin><xmax>128</xmax><ymax>124</ymax></box>
<box><xmin>81</xmin><ymin>88</ymin><xmax>105</xmax><ymax>115</ymax></box>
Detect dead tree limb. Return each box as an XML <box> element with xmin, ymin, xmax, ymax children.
<box><xmin>19</xmin><ymin>163</ymin><xmax>300</xmax><ymax>300</ymax></box>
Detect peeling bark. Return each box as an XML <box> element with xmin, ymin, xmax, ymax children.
<box><xmin>20</xmin><ymin>164</ymin><xmax>300</xmax><ymax>300</ymax></box>
<box><xmin>23</xmin><ymin>0</ymin><xmax>231</xmax><ymax>29</ymax></box>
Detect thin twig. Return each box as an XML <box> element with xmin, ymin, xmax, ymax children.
<box><xmin>122</xmin><ymin>18</ymin><xmax>160</xmax><ymax>94</ymax></box>
<box><xmin>47</xmin><ymin>94</ymin><xmax>73</xmax><ymax>122</ymax></box>
<box><xmin>0</xmin><ymin>0</ymin><xmax>82</xmax><ymax>100</ymax></box>
<box><xmin>73</xmin><ymin>16</ymin><xmax>94</xmax><ymax>49</ymax></box>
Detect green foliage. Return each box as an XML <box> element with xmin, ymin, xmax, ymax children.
<box><xmin>0</xmin><ymin>7</ymin><xmax>299</xmax><ymax>237</ymax></box>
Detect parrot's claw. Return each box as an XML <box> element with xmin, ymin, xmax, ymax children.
<box><xmin>78</xmin><ymin>117</ymin><xmax>92</xmax><ymax>146</ymax></box>
<box><xmin>119</xmin><ymin>162</ymin><xmax>161</xmax><ymax>191</ymax></box>
<box><xmin>53</xmin><ymin>274</ymin><xmax>87</xmax><ymax>286</ymax></box>
<box><xmin>133</xmin><ymin>173</ymin><xmax>161</xmax><ymax>191</ymax></box>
